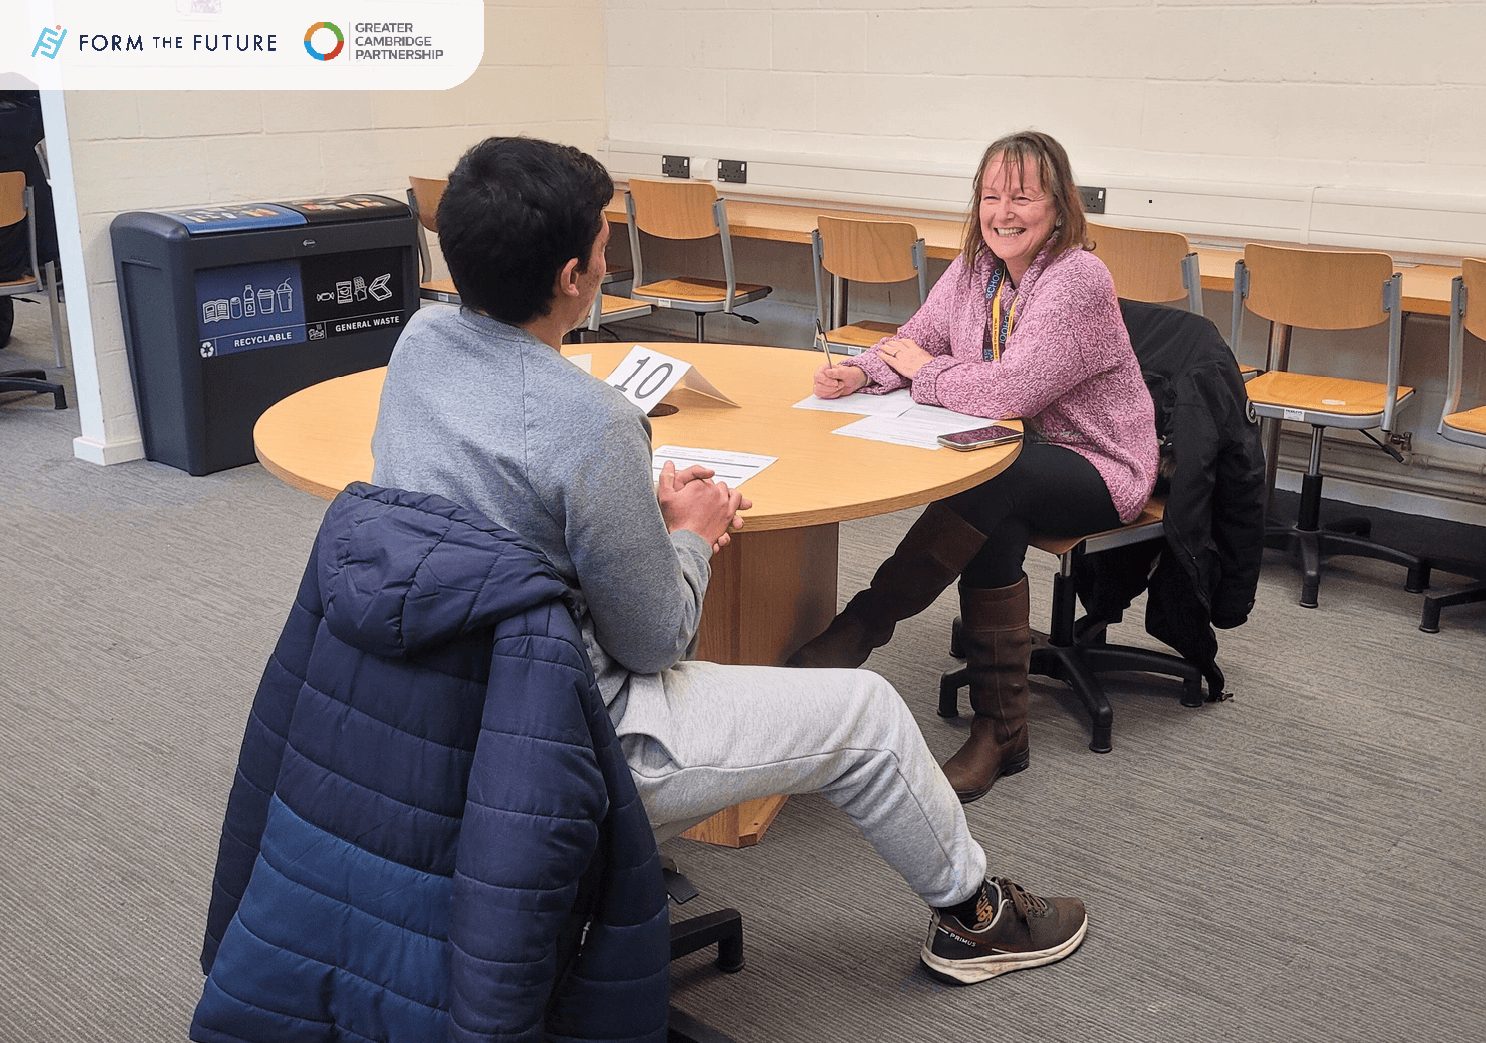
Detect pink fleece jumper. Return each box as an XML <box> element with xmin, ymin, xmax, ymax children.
<box><xmin>843</xmin><ymin>244</ymin><xmax>1158</xmax><ymax>524</ymax></box>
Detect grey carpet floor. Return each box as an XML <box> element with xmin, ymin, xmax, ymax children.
<box><xmin>2</xmin><ymin>299</ymin><xmax>1482</xmax><ymax>1042</ymax></box>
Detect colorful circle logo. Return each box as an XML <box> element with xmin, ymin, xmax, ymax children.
<box><xmin>303</xmin><ymin>22</ymin><xmax>344</xmax><ymax>61</ymax></box>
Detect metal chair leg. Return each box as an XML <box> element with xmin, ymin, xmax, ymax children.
<box><xmin>45</xmin><ymin>261</ymin><xmax>64</xmax><ymax>368</ymax></box>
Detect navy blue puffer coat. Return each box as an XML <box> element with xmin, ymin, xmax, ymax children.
<box><xmin>191</xmin><ymin>484</ymin><xmax>669</xmax><ymax>1043</ymax></box>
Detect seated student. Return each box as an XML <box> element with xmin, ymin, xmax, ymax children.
<box><xmin>792</xmin><ymin>131</ymin><xmax>1158</xmax><ymax>803</ymax></box>
<box><xmin>370</xmin><ymin>136</ymin><xmax>1088</xmax><ymax>985</ymax></box>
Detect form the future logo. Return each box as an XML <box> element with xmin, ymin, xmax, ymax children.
<box><xmin>32</xmin><ymin>25</ymin><xmax>68</xmax><ymax>58</ymax></box>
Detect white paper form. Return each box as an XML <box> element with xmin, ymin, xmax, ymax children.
<box><xmin>791</xmin><ymin>388</ymin><xmax>915</xmax><ymax>417</ymax></box>
<box><xmin>831</xmin><ymin>404</ymin><xmax>994</xmax><ymax>451</ymax></box>
<box><xmin>651</xmin><ymin>446</ymin><xmax>777</xmax><ymax>487</ymax></box>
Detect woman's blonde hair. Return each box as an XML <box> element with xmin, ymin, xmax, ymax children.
<box><xmin>960</xmin><ymin>131</ymin><xmax>1090</xmax><ymax>272</ymax></box>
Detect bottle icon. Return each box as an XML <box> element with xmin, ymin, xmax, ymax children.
<box><xmin>277</xmin><ymin>279</ymin><xmax>293</xmax><ymax>313</ymax></box>
<box><xmin>258</xmin><ymin>287</ymin><xmax>274</xmax><ymax>314</ymax></box>
<box><xmin>243</xmin><ymin>284</ymin><xmax>255</xmax><ymax>317</ymax></box>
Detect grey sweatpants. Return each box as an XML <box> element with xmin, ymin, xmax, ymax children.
<box><xmin>610</xmin><ymin>661</ymin><xmax>986</xmax><ymax>908</ymax></box>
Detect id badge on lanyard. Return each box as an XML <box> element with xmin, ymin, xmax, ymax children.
<box><xmin>983</xmin><ymin>265</ymin><xmax>1017</xmax><ymax>362</ymax></box>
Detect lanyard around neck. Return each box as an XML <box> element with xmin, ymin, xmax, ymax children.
<box><xmin>983</xmin><ymin>263</ymin><xmax>1018</xmax><ymax>362</ymax></box>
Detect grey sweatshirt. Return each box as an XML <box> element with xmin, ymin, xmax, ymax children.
<box><xmin>370</xmin><ymin>306</ymin><xmax>713</xmax><ymax>703</ymax></box>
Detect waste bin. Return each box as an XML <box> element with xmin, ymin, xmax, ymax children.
<box><xmin>110</xmin><ymin>194</ymin><xmax>418</xmax><ymax>475</ymax></box>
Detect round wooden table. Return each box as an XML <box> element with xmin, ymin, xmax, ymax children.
<box><xmin>255</xmin><ymin>341</ymin><xmax>1020</xmax><ymax>845</ymax></box>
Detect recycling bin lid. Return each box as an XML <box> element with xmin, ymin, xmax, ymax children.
<box><xmin>149</xmin><ymin>202</ymin><xmax>308</xmax><ymax>236</ymax></box>
<box><xmin>278</xmin><ymin>194</ymin><xmax>410</xmax><ymax>224</ymax></box>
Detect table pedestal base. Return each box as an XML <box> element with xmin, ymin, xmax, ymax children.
<box><xmin>679</xmin><ymin>523</ymin><xmax>838</xmax><ymax>848</ymax></box>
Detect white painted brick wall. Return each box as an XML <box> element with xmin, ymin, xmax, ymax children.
<box><xmin>604</xmin><ymin>0</ymin><xmax>1486</xmax><ymax>236</ymax></box>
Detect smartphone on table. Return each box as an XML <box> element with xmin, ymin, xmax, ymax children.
<box><xmin>936</xmin><ymin>425</ymin><xmax>1022</xmax><ymax>451</ymax></box>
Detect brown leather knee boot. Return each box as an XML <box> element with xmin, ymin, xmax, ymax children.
<box><xmin>941</xmin><ymin>576</ymin><xmax>1032</xmax><ymax>803</ymax></box>
<box><xmin>785</xmin><ymin>502</ymin><xmax>986</xmax><ymax>669</ymax></box>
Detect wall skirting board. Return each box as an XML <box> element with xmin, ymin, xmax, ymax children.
<box><xmin>1273</xmin><ymin>470</ymin><xmax>1486</xmax><ymax>531</ymax></box>
<box><xmin>72</xmin><ymin>434</ymin><xmax>145</xmax><ymax>466</ymax></box>
<box><xmin>601</xmin><ymin>141</ymin><xmax>1486</xmax><ymax>260</ymax></box>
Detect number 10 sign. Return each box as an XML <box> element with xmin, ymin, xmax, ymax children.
<box><xmin>603</xmin><ymin>346</ymin><xmax>739</xmax><ymax>415</ymax></box>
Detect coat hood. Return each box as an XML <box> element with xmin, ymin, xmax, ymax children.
<box><xmin>315</xmin><ymin>483</ymin><xmax>575</xmax><ymax>658</ymax></box>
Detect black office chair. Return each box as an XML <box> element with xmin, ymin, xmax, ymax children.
<box><xmin>664</xmin><ymin>858</ymin><xmax>746</xmax><ymax>1043</ymax></box>
<box><xmin>2</xmin><ymin>171</ymin><xmax>67</xmax><ymax>409</ymax></box>
<box><xmin>939</xmin><ymin>501</ymin><xmax>1204</xmax><ymax>754</ymax></box>
<box><xmin>0</xmin><ymin>365</ymin><xmax>66</xmax><ymax>408</ymax></box>
<box><xmin>940</xmin><ymin>301</ymin><xmax>1263</xmax><ymax>752</ymax></box>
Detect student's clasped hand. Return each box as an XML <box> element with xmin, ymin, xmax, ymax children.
<box><xmin>813</xmin><ymin>363</ymin><xmax>869</xmax><ymax>399</ymax></box>
<box><xmin>657</xmin><ymin>461</ymin><xmax>751</xmax><ymax>553</ymax></box>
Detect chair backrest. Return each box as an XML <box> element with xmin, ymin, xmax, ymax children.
<box><xmin>1089</xmin><ymin>222</ymin><xmax>1201</xmax><ymax>314</ymax></box>
<box><xmin>1441</xmin><ymin>257</ymin><xmax>1486</xmax><ymax>430</ymax></box>
<box><xmin>407</xmin><ymin>176</ymin><xmax>445</xmax><ymax>234</ymax></box>
<box><xmin>815</xmin><ymin>215</ymin><xmax>921</xmax><ymax>284</ymax></box>
<box><xmin>812</xmin><ymin>215</ymin><xmax>927</xmax><ymax>333</ymax></box>
<box><xmin>0</xmin><ymin>171</ymin><xmax>26</xmax><ymax>230</ymax></box>
<box><xmin>627</xmin><ymin>178</ymin><xmax>719</xmax><ymax>240</ymax></box>
<box><xmin>1240</xmin><ymin>243</ymin><xmax>1393</xmax><ymax>331</ymax></box>
<box><xmin>1461</xmin><ymin>257</ymin><xmax>1486</xmax><ymax>343</ymax></box>
<box><xmin>406</xmin><ymin>177</ymin><xmax>448</xmax><ymax>285</ymax></box>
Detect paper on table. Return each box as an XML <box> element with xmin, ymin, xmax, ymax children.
<box><xmin>792</xmin><ymin>388</ymin><xmax>914</xmax><ymax>417</ymax></box>
<box><xmin>831</xmin><ymin>404</ymin><xmax>993</xmax><ymax>450</ymax></box>
<box><xmin>567</xmin><ymin>353</ymin><xmax>592</xmax><ymax>375</ymax></box>
<box><xmin>651</xmin><ymin>445</ymin><xmax>777</xmax><ymax>487</ymax></box>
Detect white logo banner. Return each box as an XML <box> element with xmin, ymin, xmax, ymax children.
<box><xmin>4</xmin><ymin>0</ymin><xmax>484</xmax><ymax>90</ymax></box>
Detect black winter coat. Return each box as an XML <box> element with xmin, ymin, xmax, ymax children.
<box><xmin>1079</xmin><ymin>300</ymin><xmax>1266</xmax><ymax>697</ymax></box>
<box><xmin>0</xmin><ymin>90</ymin><xmax>58</xmax><ymax>272</ymax></box>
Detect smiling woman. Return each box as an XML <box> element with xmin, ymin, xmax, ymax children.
<box><xmin>791</xmin><ymin>130</ymin><xmax>1159</xmax><ymax>803</ymax></box>
<box><xmin>960</xmin><ymin>131</ymin><xmax>1089</xmax><ymax>284</ymax></box>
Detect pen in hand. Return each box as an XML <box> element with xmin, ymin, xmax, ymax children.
<box><xmin>814</xmin><ymin>319</ymin><xmax>835</xmax><ymax>369</ymax></box>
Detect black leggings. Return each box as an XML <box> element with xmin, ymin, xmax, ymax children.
<box><xmin>943</xmin><ymin>442</ymin><xmax>1120</xmax><ymax>590</ymax></box>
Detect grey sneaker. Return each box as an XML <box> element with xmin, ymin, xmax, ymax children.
<box><xmin>920</xmin><ymin>877</ymin><xmax>1088</xmax><ymax>984</ymax></box>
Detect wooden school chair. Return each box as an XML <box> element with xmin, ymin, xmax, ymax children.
<box><xmin>1089</xmin><ymin>221</ymin><xmax>1260</xmax><ymax>382</ymax></box>
<box><xmin>1419</xmin><ymin>257</ymin><xmax>1486</xmax><ymax>633</ymax></box>
<box><xmin>1233</xmin><ymin>243</ymin><xmax>1428</xmax><ymax>608</ymax></box>
<box><xmin>811</xmin><ymin>215</ymin><xmax>928</xmax><ymax>355</ymax></box>
<box><xmin>407</xmin><ymin>176</ymin><xmax>460</xmax><ymax>304</ymax></box>
<box><xmin>0</xmin><ymin>171</ymin><xmax>66</xmax><ymax>383</ymax></box>
<box><xmin>407</xmin><ymin>176</ymin><xmax>633</xmax><ymax>309</ymax></box>
<box><xmin>624</xmin><ymin>178</ymin><xmax>771</xmax><ymax>342</ymax></box>
<box><xmin>578</xmin><ymin>292</ymin><xmax>652</xmax><ymax>341</ymax></box>
<box><xmin>1089</xmin><ymin>222</ymin><xmax>1203</xmax><ymax>316</ymax></box>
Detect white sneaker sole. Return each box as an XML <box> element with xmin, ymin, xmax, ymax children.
<box><xmin>919</xmin><ymin>915</ymin><xmax>1088</xmax><ymax>984</ymax></box>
